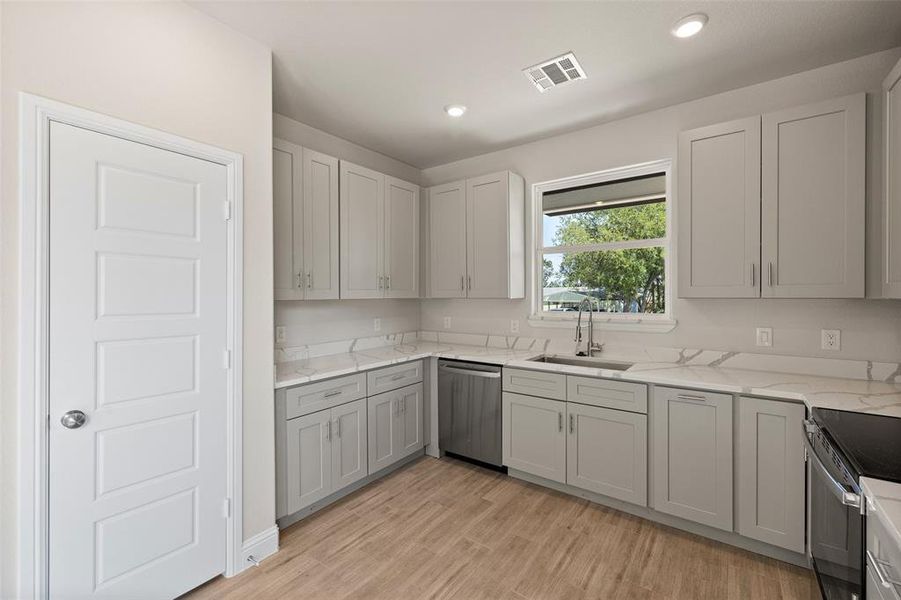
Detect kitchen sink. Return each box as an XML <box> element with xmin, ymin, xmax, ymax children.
<box><xmin>528</xmin><ymin>355</ymin><xmax>634</xmax><ymax>371</ymax></box>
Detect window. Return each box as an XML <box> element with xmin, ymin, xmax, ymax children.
<box><xmin>532</xmin><ymin>162</ymin><xmax>673</xmax><ymax>327</ymax></box>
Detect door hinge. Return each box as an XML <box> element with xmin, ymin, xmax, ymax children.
<box><xmin>223</xmin><ymin>498</ymin><xmax>231</xmax><ymax>518</ymax></box>
<box><xmin>223</xmin><ymin>349</ymin><xmax>232</xmax><ymax>369</ymax></box>
<box><xmin>223</xmin><ymin>201</ymin><xmax>232</xmax><ymax>221</ymax></box>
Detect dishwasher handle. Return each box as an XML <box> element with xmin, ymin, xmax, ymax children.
<box><xmin>438</xmin><ymin>365</ymin><xmax>501</xmax><ymax>379</ymax></box>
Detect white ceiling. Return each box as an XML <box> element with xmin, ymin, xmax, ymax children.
<box><xmin>192</xmin><ymin>1</ymin><xmax>901</xmax><ymax>169</ymax></box>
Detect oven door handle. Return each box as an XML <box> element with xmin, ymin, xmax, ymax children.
<box><xmin>802</xmin><ymin>420</ymin><xmax>861</xmax><ymax>509</ymax></box>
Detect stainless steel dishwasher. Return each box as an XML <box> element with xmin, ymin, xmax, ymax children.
<box><xmin>438</xmin><ymin>360</ymin><xmax>504</xmax><ymax>469</ymax></box>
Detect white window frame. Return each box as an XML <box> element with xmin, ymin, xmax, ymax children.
<box><xmin>528</xmin><ymin>159</ymin><xmax>676</xmax><ymax>332</ymax></box>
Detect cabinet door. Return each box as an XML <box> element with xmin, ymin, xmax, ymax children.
<box><xmin>737</xmin><ymin>397</ymin><xmax>806</xmax><ymax>553</ymax></box>
<box><xmin>652</xmin><ymin>387</ymin><xmax>733</xmax><ymax>531</ymax></box>
<box><xmin>385</xmin><ymin>176</ymin><xmax>420</xmax><ymax>298</ymax></box>
<box><xmin>285</xmin><ymin>410</ymin><xmax>332</xmax><ymax>514</ymax></box>
<box><xmin>566</xmin><ymin>403</ymin><xmax>647</xmax><ymax>506</ymax></box>
<box><xmin>762</xmin><ymin>94</ymin><xmax>865</xmax><ymax>298</ymax></box>
<box><xmin>331</xmin><ymin>399</ymin><xmax>368</xmax><ymax>492</ymax></box>
<box><xmin>396</xmin><ymin>383</ymin><xmax>424</xmax><ymax>458</ymax></box>
<box><xmin>502</xmin><ymin>392</ymin><xmax>566</xmax><ymax>483</ymax></box>
<box><xmin>273</xmin><ymin>139</ymin><xmax>304</xmax><ymax>300</ymax></box>
<box><xmin>884</xmin><ymin>60</ymin><xmax>901</xmax><ymax>298</ymax></box>
<box><xmin>303</xmin><ymin>149</ymin><xmax>339</xmax><ymax>300</ymax></box>
<box><xmin>340</xmin><ymin>161</ymin><xmax>385</xmax><ymax>298</ymax></box>
<box><xmin>678</xmin><ymin>117</ymin><xmax>760</xmax><ymax>298</ymax></box>
<box><xmin>367</xmin><ymin>391</ymin><xmax>399</xmax><ymax>473</ymax></box>
<box><xmin>427</xmin><ymin>180</ymin><xmax>467</xmax><ymax>298</ymax></box>
<box><xmin>466</xmin><ymin>172</ymin><xmax>510</xmax><ymax>298</ymax></box>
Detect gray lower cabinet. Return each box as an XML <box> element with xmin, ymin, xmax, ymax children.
<box><xmin>368</xmin><ymin>383</ymin><xmax>424</xmax><ymax>473</ymax></box>
<box><xmin>502</xmin><ymin>392</ymin><xmax>566</xmax><ymax>483</ymax></box>
<box><xmin>283</xmin><ymin>398</ymin><xmax>367</xmax><ymax>516</ymax></box>
<box><xmin>652</xmin><ymin>386</ymin><xmax>734</xmax><ymax>531</ymax></box>
<box><xmin>737</xmin><ymin>396</ymin><xmax>806</xmax><ymax>553</ymax></box>
<box><xmin>566</xmin><ymin>402</ymin><xmax>648</xmax><ymax>506</ymax></box>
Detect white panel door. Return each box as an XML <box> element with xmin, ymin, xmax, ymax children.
<box><xmin>427</xmin><ymin>180</ymin><xmax>467</xmax><ymax>298</ymax></box>
<box><xmin>49</xmin><ymin>122</ymin><xmax>228</xmax><ymax>599</ymax></box>
<box><xmin>762</xmin><ymin>94</ymin><xmax>866</xmax><ymax>298</ymax></box>
<box><xmin>385</xmin><ymin>176</ymin><xmax>420</xmax><ymax>298</ymax></box>
<box><xmin>737</xmin><ymin>397</ymin><xmax>806</xmax><ymax>553</ymax></box>
<box><xmin>566</xmin><ymin>403</ymin><xmax>648</xmax><ymax>506</ymax></box>
<box><xmin>652</xmin><ymin>387</ymin><xmax>734</xmax><ymax>531</ymax></box>
<box><xmin>286</xmin><ymin>410</ymin><xmax>333</xmax><ymax>513</ymax></box>
<box><xmin>678</xmin><ymin>117</ymin><xmax>761</xmax><ymax>298</ymax></box>
<box><xmin>466</xmin><ymin>172</ymin><xmax>510</xmax><ymax>298</ymax></box>
<box><xmin>396</xmin><ymin>383</ymin><xmax>424</xmax><ymax>458</ymax></box>
<box><xmin>303</xmin><ymin>148</ymin><xmax>339</xmax><ymax>300</ymax></box>
<box><xmin>331</xmin><ymin>399</ymin><xmax>368</xmax><ymax>492</ymax></box>
<box><xmin>502</xmin><ymin>392</ymin><xmax>566</xmax><ymax>483</ymax></box>
<box><xmin>884</xmin><ymin>60</ymin><xmax>901</xmax><ymax>298</ymax></box>
<box><xmin>273</xmin><ymin>139</ymin><xmax>304</xmax><ymax>300</ymax></box>
<box><xmin>340</xmin><ymin>161</ymin><xmax>385</xmax><ymax>298</ymax></box>
<box><xmin>368</xmin><ymin>391</ymin><xmax>399</xmax><ymax>472</ymax></box>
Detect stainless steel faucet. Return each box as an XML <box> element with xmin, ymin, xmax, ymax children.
<box><xmin>575</xmin><ymin>297</ymin><xmax>603</xmax><ymax>357</ymax></box>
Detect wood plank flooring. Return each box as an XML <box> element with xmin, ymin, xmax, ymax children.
<box><xmin>185</xmin><ymin>456</ymin><xmax>819</xmax><ymax>600</ymax></box>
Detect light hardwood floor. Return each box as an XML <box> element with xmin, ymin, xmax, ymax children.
<box><xmin>185</xmin><ymin>456</ymin><xmax>818</xmax><ymax>600</ymax></box>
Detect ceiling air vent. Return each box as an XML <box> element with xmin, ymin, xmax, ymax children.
<box><xmin>523</xmin><ymin>52</ymin><xmax>587</xmax><ymax>93</ymax></box>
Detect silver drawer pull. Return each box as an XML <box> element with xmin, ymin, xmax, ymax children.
<box><xmin>867</xmin><ymin>550</ymin><xmax>898</xmax><ymax>589</ymax></box>
<box><xmin>676</xmin><ymin>393</ymin><xmax>707</xmax><ymax>401</ymax></box>
<box><xmin>391</xmin><ymin>374</ymin><xmax>406</xmax><ymax>381</ymax></box>
<box><xmin>558</xmin><ymin>412</ymin><xmax>563</xmax><ymax>432</ymax></box>
<box><xmin>324</xmin><ymin>390</ymin><xmax>342</xmax><ymax>398</ymax></box>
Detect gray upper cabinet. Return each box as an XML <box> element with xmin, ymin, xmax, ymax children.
<box><xmin>678</xmin><ymin>93</ymin><xmax>866</xmax><ymax>299</ymax></box>
<box><xmin>273</xmin><ymin>139</ymin><xmax>339</xmax><ymax>301</ymax></box>
<box><xmin>427</xmin><ymin>171</ymin><xmax>525</xmax><ymax>299</ymax></box>
<box><xmin>736</xmin><ymin>396</ymin><xmax>806</xmax><ymax>553</ymax></box>
<box><xmin>652</xmin><ymin>386</ymin><xmax>734</xmax><ymax>531</ymax></box>
<box><xmin>884</xmin><ymin>58</ymin><xmax>901</xmax><ymax>298</ymax></box>
<box><xmin>385</xmin><ymin>176</ymin><xmax>420</xmax><ymax>298</ymax></box>
<box><xmin>678</xmin><ymin>117</ymin><xmax>761</xmax><ymax>298</ymax></box>
<box><xmin>762</xmin><ymin>93</ymin><xmax>866</xmax><ymax>298</ymax></box>
<box><xmin>340</xmin><ymin>161</ymin><xmax>386</xmax><ymax>299</ymax></box>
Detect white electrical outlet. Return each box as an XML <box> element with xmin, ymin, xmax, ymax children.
<box><xmin>373</xmin><ymin>318</ymin><xmax>381</xmax><ymax>332</ymax></box>
<box><xmin>756</xmin><ymin>327</ymin><xmax>773</xmax><ymax>347</ymax></box>
<box><xmin>443</xmin><ymin>316</ymin><xmax>452</xmax><ymax>329</ymax></box>
<box><xmin>275</xmin><ymin>326</ymin><xmax>286</xmax><ymax>343</ymax></box>
<box><xmin>510</xmin><ymin>319</ymin><xmax>520</xmax><ymax>334</ymax></box>
<box><xmin>822</xmin><ymin>329</ymin><xmax>841</xmax><ymax>351</ymax></box>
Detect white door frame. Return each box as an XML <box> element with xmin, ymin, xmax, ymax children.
<box><xmin>16</xmin><ymin>93</ymin><xmax>245</xmax><ymax>598</ymax></box>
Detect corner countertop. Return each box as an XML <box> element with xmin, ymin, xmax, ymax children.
<box><xmin>275</xmin><ymin>341</ymin><xmax>901</xmax><ymax>417</ymax></box>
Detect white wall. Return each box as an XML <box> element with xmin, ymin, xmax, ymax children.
<box><xmin>274</xmin><ymin>113</ymin><xmax>422</xmax><ymax>348</ymax></box>
<box><xmin>421</xmin><ymin>49</ymin><xmax>901</xmax><ymax>363</ymax></box>
<box><xmin>0</xmin><ymin>2</ymin><xmax>274</xmax><ymax>595</ymax></box>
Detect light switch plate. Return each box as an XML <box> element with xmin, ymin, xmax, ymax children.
<box><xmin>443</xmin><ymin>316</ymin><xmax>452</xmax><ymax>329</ymax></box>
<box><xmin>756</xmin><ymin>327</ymin><xmax>773</xmax><ymax>347</ymax></box>
<box><xmin>373</xmin><ymin>318</ymin><xmax>381</xmax><ymax>332</ymax></box>
<box><xmin>821</xmin><ymin>329</ymin><xmax>840</xmax><ymax>351</ymax></box>
<box><xmin>275</xmin><ymin>326</ymin><xmax>286</xmax><ymax>343</ymax></box>
<box><xmin>510</xmin><ymin>320</ymin><xmax>520</xmax><ymax>334</ymax></box>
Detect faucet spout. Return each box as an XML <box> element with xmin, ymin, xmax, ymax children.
<box><xmin>575</xmin><ymin>297</ymin><xmax>603</xmax><ymax>357</ymax></box>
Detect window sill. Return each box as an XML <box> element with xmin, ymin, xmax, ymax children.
<box><xmin>528</xmin><ymin>314</ymin><xmax>677</xmax><ymax>333</ymax></box>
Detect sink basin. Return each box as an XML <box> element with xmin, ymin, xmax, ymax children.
<box><xmin>528</xmin><ymin>355</ymin><xmax>634</xmax><ymax>371</ymax></box>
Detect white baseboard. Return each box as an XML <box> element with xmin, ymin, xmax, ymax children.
<box><xmin>238</xmin><ymin>525</ymin><xmax>279</xmax><ymax>574</ymax></box>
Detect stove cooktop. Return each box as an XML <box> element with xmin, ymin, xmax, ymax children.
<box><xmin>812</xmin><ymin>408</ymin><xmax>901</xmax><ymax>484</ymax></box>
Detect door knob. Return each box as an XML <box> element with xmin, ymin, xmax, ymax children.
<box><xmin>60</xmin><ymin>410</ymin><xmax>87</xmax><ymax>429</ymax></box>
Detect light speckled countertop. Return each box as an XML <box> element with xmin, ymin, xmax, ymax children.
<box><xmin>275</xmin><ymin>340</ymin><xmax>901</xmax><ymax>417</ymax></box>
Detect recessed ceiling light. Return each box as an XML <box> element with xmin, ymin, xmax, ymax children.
<box><xmin>672</xmin><ymin>13</ymin><xmax>708</xmax><ymax>38</ymax></box>
<box><xmin>445</xmin><ymin>105</ymin><xmax>467</xmax><ymax>118</ymax></box>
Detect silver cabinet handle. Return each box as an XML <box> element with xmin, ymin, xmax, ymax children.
<box><xmin>334</xmin><ymin>419</ymin><xmax>341</xmax><ymax>438</ymax></box>
<box><xmin>558</xmin><ymin>412</ymin><xmax>563</xmax><ymax>432</ymax></box>
<box><xmin>750</xmin><ymin>264</ymin><xmax>756</xmax><ymax>287</ymax></box>
<box><xmin>460</xmin><ymin>275</ymin><xmax>465</xmax><ymax>291</ymax></box>
<box><xmin>467</xmin><ymin>275</ymin><xmax>472</xmax><ymax>291</ymax></box>
<box><xmin>768</xmin><ymin>262</ymin><xmax>774</xmax><ymax>287</ymax></box>
<box><xmin>325</xmin><ymin>420</ymin><xmax>331</xmax><ymax>441</ymax></box>
<box><xmin>391</xmin><ymin>374</ymin><xmax>405</xmax><ymax>381</ymax></box>
<box><xmin>307</xmin><ymin>273</ymin><xmax>313</xmax><ymax>289</ymax></box>
<box><xmin>298</xmin><ymin>272</ymin><xmax>304</xmax><ymax>289</ymax></box>
<box><xmin>438</xmin><ymin>365</ymin><xmax>501</xmax><ymax>378</ymax></box>
<box><xmin>60</xmin><ymin>410</ymin><xmax>87</xmax><ymax>429</ymax></box>
<box><xmin>676</xmin><ymin>393</ymin><xmax>707</xmax><ymax>402</ymax></box>
<box><xmin>569</xmin><ymin>414</ymin><xmax>575</xmax><ymax>434</ymax></box>
<box><xmin>386</xmin><ymin>275</ymin><xmax>391</xmax><ymax>289</ymax></box>
<box><xmin>324</xmin><ymin>390</ymin><xmax>342</xmax><ymax>398</ymax></box>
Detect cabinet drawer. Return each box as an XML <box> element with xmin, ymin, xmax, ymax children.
<box><xmin>502</xmin><ymin>368</ymin><xmax>566</xmax><ymax>401</ymax></box>
<box><xmin>868</xmin><ymin>495</ymin><xmax>901</xmax><ymax>600</ymax></box>
<box><xmin>367</xmin><ymin>361</ymin><xmax>423</xmax><ymax>396</ymax></box>
<box><xmin>285</xmin><ymin>373</ymin><xmax>367</xmax><ymax>420</ymax></box>
<box><xmin>567</xmin><ymin>376</ymin><xmax>647</xmax><ymax>414</ymax></box>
